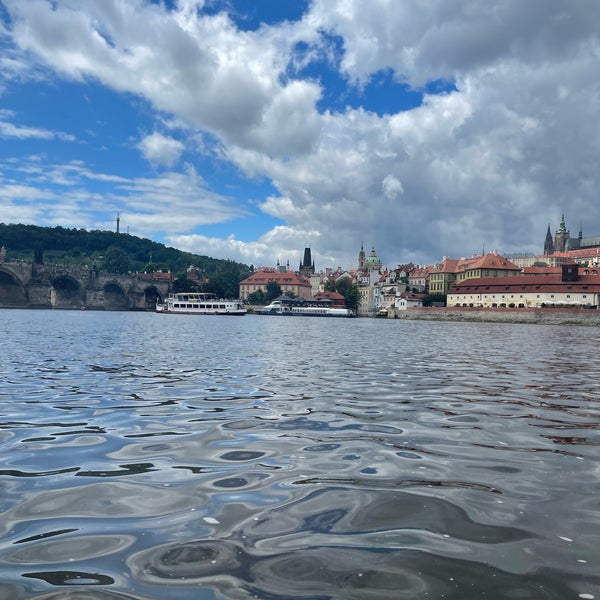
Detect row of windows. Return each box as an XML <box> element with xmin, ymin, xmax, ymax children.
<box><xmin>450</xmin><ymin>294</ymin><xmax>588</xmax><ymax>301</ymax></box>
<box><xmin>174</xmin><ymin>303</ymin><xmax>225</xmax><ymax>309</ymax></box>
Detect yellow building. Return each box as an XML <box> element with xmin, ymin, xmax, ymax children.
<box><xmin>430</xmin><ymin>253</ymin><xmax>521</xmax><ymax>295</ymax></box>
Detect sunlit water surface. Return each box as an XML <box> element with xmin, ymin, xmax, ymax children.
<box><xmin>0</xmin><ymin>310</ymin><xmax>599</xmax><ymax>600</ymax></box>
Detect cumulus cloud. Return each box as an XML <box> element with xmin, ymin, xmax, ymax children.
<box><xmin>308</xmin><ymin>0</ymin><xmax>600</xmax><ymax>86</ymax></box>
<box><xmin>137</xmin><ymin>132</ymin><xmax>185</xmax><ymax>167</ymax></box>
<box><xmin>4</xmin><ymin>0</ymin><xmax>321</xmax><ymax>158</ymax></box>
<box><xmin>167</xmin><ymin>224</ymin><xmax>323</xmax><ymax>267</ymax></box>
<box><xmin>382</xmin><ymin>175</ymin><xmax>404</xmax><ymax>200</ymax></box>
<box><xmin>2</xmin><ymin>0</ymin><xmax>600</xmax><ymax>268</ymax></box>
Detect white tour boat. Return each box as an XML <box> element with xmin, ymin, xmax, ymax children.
<box><xmin>156</xmin><ymin>293</ymin><xmax>246</xmax><ymax>315</ymax></box>
<box><xmin>258</xmin><ymin>298</ymin><xmax>355</xmax><ymax>318</ymax></box>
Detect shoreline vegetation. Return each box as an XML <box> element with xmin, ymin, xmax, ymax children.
<box><xmin>393</xmin><ymin>307</ymin><xmax>600</xmax><ymax>326</ymax></box>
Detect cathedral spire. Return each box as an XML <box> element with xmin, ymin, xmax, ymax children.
<box><xmin>544</xmin><ymin>223</ymin><xmax>554</xmax><ymax>255</ymax></box>
<box><xmin>558</xmin><ymin>214</ymin><xmax>568</xmax><ymax>233</ymax></box>
<box><xmin>554</xmin><ymin>214</ymin><xmax>570</xmax><ymax>253</ymax></box>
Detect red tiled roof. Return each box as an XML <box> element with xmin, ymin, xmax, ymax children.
<box><xmin>409</xmin><ymin>267</ymin><xmax>432</xmax><ymax>278</ymax></box>
<box><xmin>433</xmin><ymin>253</ymin><xmax>521</xmax><ymax>274</ymax></box>
<box><xmin>314</xmin><ymin>291</ymin><xmax>346</xmax><ymax>306</ymax></box>
<box><xmin>137</xmin><ymin>271</ymin><xmax>174</xmax><ymax>281</ymax></box>
<box><xmin>463</xmin><ymin>253</ymin><xmax>520</xmax><ymax>271</ymax></box>
<box><xmin>314</xmin><ymin>291</ymin><xmax>345</xmax><ymax>300</ymax></box>
<box><xmin>434</xmin><ymin>258</ymin><xmax>460</xmax><ymax>273</ymax></box>
<box><xmin>240</xmin><ymin>270</ymin><xmax>312</xmax><ymax>287</ymax></box>
<box><xmin>522</xmin><ymin>267</ymin><xmax>563</xmax><ymax>276</ymax></box>
<box><xmin>450</xmin><ymin>273</ymin><xmax>600</xmax><ymax>293</ymax></box>
<box><xmin>559</xmin><ymin>247</ymin><xmax>600</xmax><ymax>258</ymax></box>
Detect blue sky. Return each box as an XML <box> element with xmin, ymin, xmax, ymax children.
<box><xmin>1</xmin><ymin>0</ymin><xmax>600</xmax><ymax>270</ymax></box>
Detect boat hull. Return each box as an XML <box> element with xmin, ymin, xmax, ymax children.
<box><xmin>156</xmin><ymin>308</ymin><xmax>247</xmax><ymax>315</ymax></box>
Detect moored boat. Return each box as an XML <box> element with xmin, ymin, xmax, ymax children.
<box><xmin>258</xmin><ymin>297</ymin><xmax>354</xmax><ymax>317</ymax></box>
<box><xmin>156</xmin><ymin>293</ymin><xmax>246</xmax><ymax>315</ymax></box>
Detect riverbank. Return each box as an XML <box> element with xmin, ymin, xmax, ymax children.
<box><xmin>394</xmin><ymin>306</ymin><xmax>600</xmax><ymax>325</ymax></box>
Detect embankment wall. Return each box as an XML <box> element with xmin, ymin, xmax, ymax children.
<box><xmin>394</xmin><ymin>307</ymin><xmax>600</xmax><ymax>326</ymax></box>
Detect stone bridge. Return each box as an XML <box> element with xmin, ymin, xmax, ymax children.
<box><xmin>0</xmin><ymin>260</ymin><xmax>172</xmax><ymax>310</ymax></box>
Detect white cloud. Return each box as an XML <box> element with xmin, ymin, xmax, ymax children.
<box><xmin>382</xmin><ymin>174</ymin><xmax>403</xmax><ymax>200</ymax></box>
<box><xmin>167</xmin><ymin>224</ymin><xmax>322</xmax><ymax>267</ymax></box>
<box><xmin>2</xmin><ymin>0</ymin><xmax>600</xmax><ymax>268</ymax></box>
<box><xmin>0</xmin><ymin>110</ymin><xmax>75</xmax><ymax>140</ymax></box>
<box><xmin>308</xmin><ymin>0</ymin><xmax>600</xmax><ymax>86</ymax></box>
<box><xmin>0</xmin><ymin>156</ymin><xmax>247</xmax><ymax>239</ymax></box>
<box><xmin>5</xmin><ymin>0</ymin><xmax>322</xmax><ymax>158</ymax></box>
<box><xmin>137</xmin><ymin>132</ymin><xmax>185</xmax><ymax>167</ymax></box>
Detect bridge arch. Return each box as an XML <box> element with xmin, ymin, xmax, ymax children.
<box><xmin>0</xmin><ymin>267</ymin><xmax>27</xmax><ymax>307</ymax></box>
<box><xmin>104</xmin><ymin>282</ymin><xmax>129</xmax><ymax>310</ymax></box>
<box><xmin>51</xmin><ymin>275</ymin><xmax>84</xmax><ymax>308</ymax></box>
<box><xmin>143</xmin><ymin>286</ymin><xmax>162</xmax><ymax>310</ymax></box>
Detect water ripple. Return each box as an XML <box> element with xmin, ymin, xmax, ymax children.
<box><xmin>1</xmin><ymin>313</ymin><xmax>600</xmax><ymax>599</ymax></box>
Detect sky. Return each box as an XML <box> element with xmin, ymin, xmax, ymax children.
<box><xmin>1</xmin><ymin>0</ymin><xmax>599</xmax><ymax>271</ymax></box>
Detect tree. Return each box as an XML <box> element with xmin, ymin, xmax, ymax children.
<box><xmin>247</xmin><ymin>289</ymin><xmax>265</xmax><ymax>305</ymax></box>
<box><xmin>103</xmin><ymin>247</ymin><xmax>130</xmax><ymax>274</ymax></box>
<box><xmin>0</xmin><ymin>223</ymin><xmax>252</xmax><ymax>283</ymax></box>
<box><xmin>422</xmin><ymin>293</ymin><xmax>447</xmax><ymax>307</ymax></box>
<box><xmin>265</xmin><ymin>280</ymin><xmax>282</xmax><ymax>302</ymax></box>
<box><xmin>324</xmin><ymin>278</ymin><xmax>336</xmax><ymax>292</ymax></box>
<box><xmin>206</xmin><ymin>260</ymin><xmax>251</xmax><ymax>298</ymax></box>
<box><xmin>173</xmin><ymin>274</ymin><xmax>198</xmax><ymax>293</ymax></box>
<box><xmin>334</xmin><ymin>276</ymin><xmax>359</xmax><ymax>311</ymax></box>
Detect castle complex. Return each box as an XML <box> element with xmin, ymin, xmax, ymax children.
<box><xmin>544</xmin><ymin>215</ymin><xmax>600</xmax><ymax>254</ymax></box>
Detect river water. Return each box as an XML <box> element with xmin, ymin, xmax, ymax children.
<box><xmin>0</xmin><ymin>310</ymin><xmax>599</xmax><ymax>600</ymax></box>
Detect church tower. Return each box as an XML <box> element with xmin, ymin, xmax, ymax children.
<box><xmin>543</xmin><ymin>224</ymin><xmax>554</xmax><ymax>255</ymax></box>
<box><xmin>554</xmin><ymin>214</ymin><xmax>570</xmax><ymax>253</ymax></box>
<box><xmin>358</xmin><ymin>243</ymin><xmax>366</xmax><ymax>269</ymax></box>
<box><xmin>299</xmin><ymin>247</ymin><xmax>315</xmax><ymax>278</ymax></box>
<box><xmin>366</xmin><ymin>246</ymin><xmax>382</xmax><ymax>271</ymax></box>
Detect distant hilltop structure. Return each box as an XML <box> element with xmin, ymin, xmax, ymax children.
<box><xmin>544</xmin><ymin>214</ymin><xmax>600</xmax><ymax>254</ymax></box>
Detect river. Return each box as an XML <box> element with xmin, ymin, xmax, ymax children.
<box><xmin>0</xmin><ymin>310</ymin><xmax>599</xmax><ymax>599</ymax></box>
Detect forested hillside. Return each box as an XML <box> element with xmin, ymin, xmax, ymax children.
<box><xmin>0</xmin><ymin>223</ymin><xmax>252</xmax><ymax>299</ymax></box>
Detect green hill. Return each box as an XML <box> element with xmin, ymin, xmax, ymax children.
<box><xmin>0</xmin><ymin>223</ymin><xmax>252</xmax><ymax>299</ymax></box>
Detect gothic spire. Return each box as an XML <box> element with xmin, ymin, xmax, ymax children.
<box><xmin>544</xmin><ymin>223</ymin><xmax>554</xmax><ymax>255</ymax></box>
<box><xmin>558</xmin><ymin>214</ymin><xmax>568</xmax><ymax>233</ymax></box>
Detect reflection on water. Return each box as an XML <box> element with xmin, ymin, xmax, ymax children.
<box><xmin>1</xmin><ymin>311</ymin><xmax>600</xmax><ymax>599</ymax></box>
